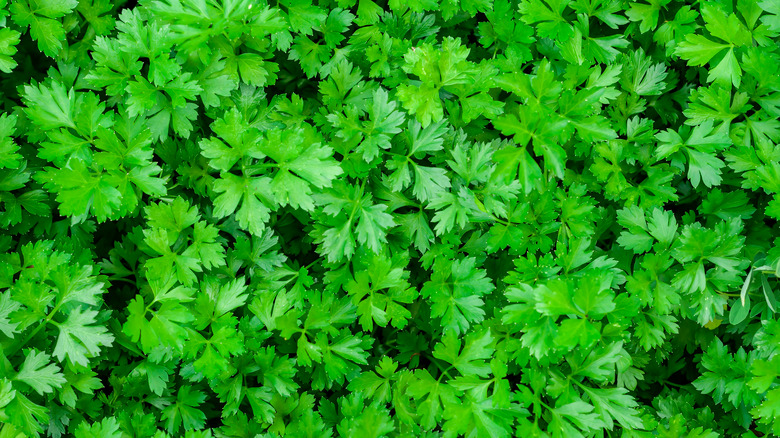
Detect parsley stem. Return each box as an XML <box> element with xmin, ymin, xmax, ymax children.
<box><xmin>489</xmin><ymin>214</ymin><xmax>516</xmax><ymax>227</ymax></box>
<box><xmin>570</xmin><ymin>377</ymin><xmax>588</xmax><ymax>391</ymax></box>
<box><xmin>302</xmin><ymin>258</ymin><xmax>320</xmax><ymax>271</ymax></box>
<box><xmin>110</xmin><ymin>276</ymin><xmax>139</xmax><ymax>286</ymax></box>
<box><xmin>345</xmin><ymin>178</ymin><xmax>367</xmax><ymax>226</ymax></box>
<box><xmin>428</xmin><ymin>356</ymin><xmax>454</xmax><ymax>381</ymax></box>
<box><xmin>5</xmin><ymin>302</ymin><xmax>63</xmax><ymax>357</ymax></box>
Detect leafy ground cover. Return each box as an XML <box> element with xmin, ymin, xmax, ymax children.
<box><xmin>1</xmin><ymin>0</ymin><xmax>780</xmax><ymax>436</ymax></box>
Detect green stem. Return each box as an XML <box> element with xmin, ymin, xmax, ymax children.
<box><xmin>489</xmin><ymin>213</ymin><xmax>519</xmax><ymax>227</ymax></box>
<box><xmin>109</xmin><ymin>276</ymin><xmax>139</xmax><ymax>286</ymax></box>
<box><xmin>5</xmin><ymin>303</ymin><xmax>63</xmax><ymax>357</ymax></box>
<box><xmin>429</xmin><ymin>356</ymin><xmax>454</xmax><ymax>381</ymax></box>
<box><xmin>303</xmin><ymin>258</ymin><xmax>321</xmax><ymax>271</ymax></box>
<box><xmin>345</xmin><ymin>179</ymin><xmax>367</xmax><ymax>225</ymax></box>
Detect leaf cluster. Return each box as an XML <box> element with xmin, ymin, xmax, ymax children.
<box><xmin>1</xmin><ymin>0</ymin><xmax>780</xmax><ymax>437</ymax></box>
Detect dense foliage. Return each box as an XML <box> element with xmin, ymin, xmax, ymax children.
<box><xmin>1</xmin><ymin>0</ymin><xmax>780</xmax><ymax>436</ymax></box>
